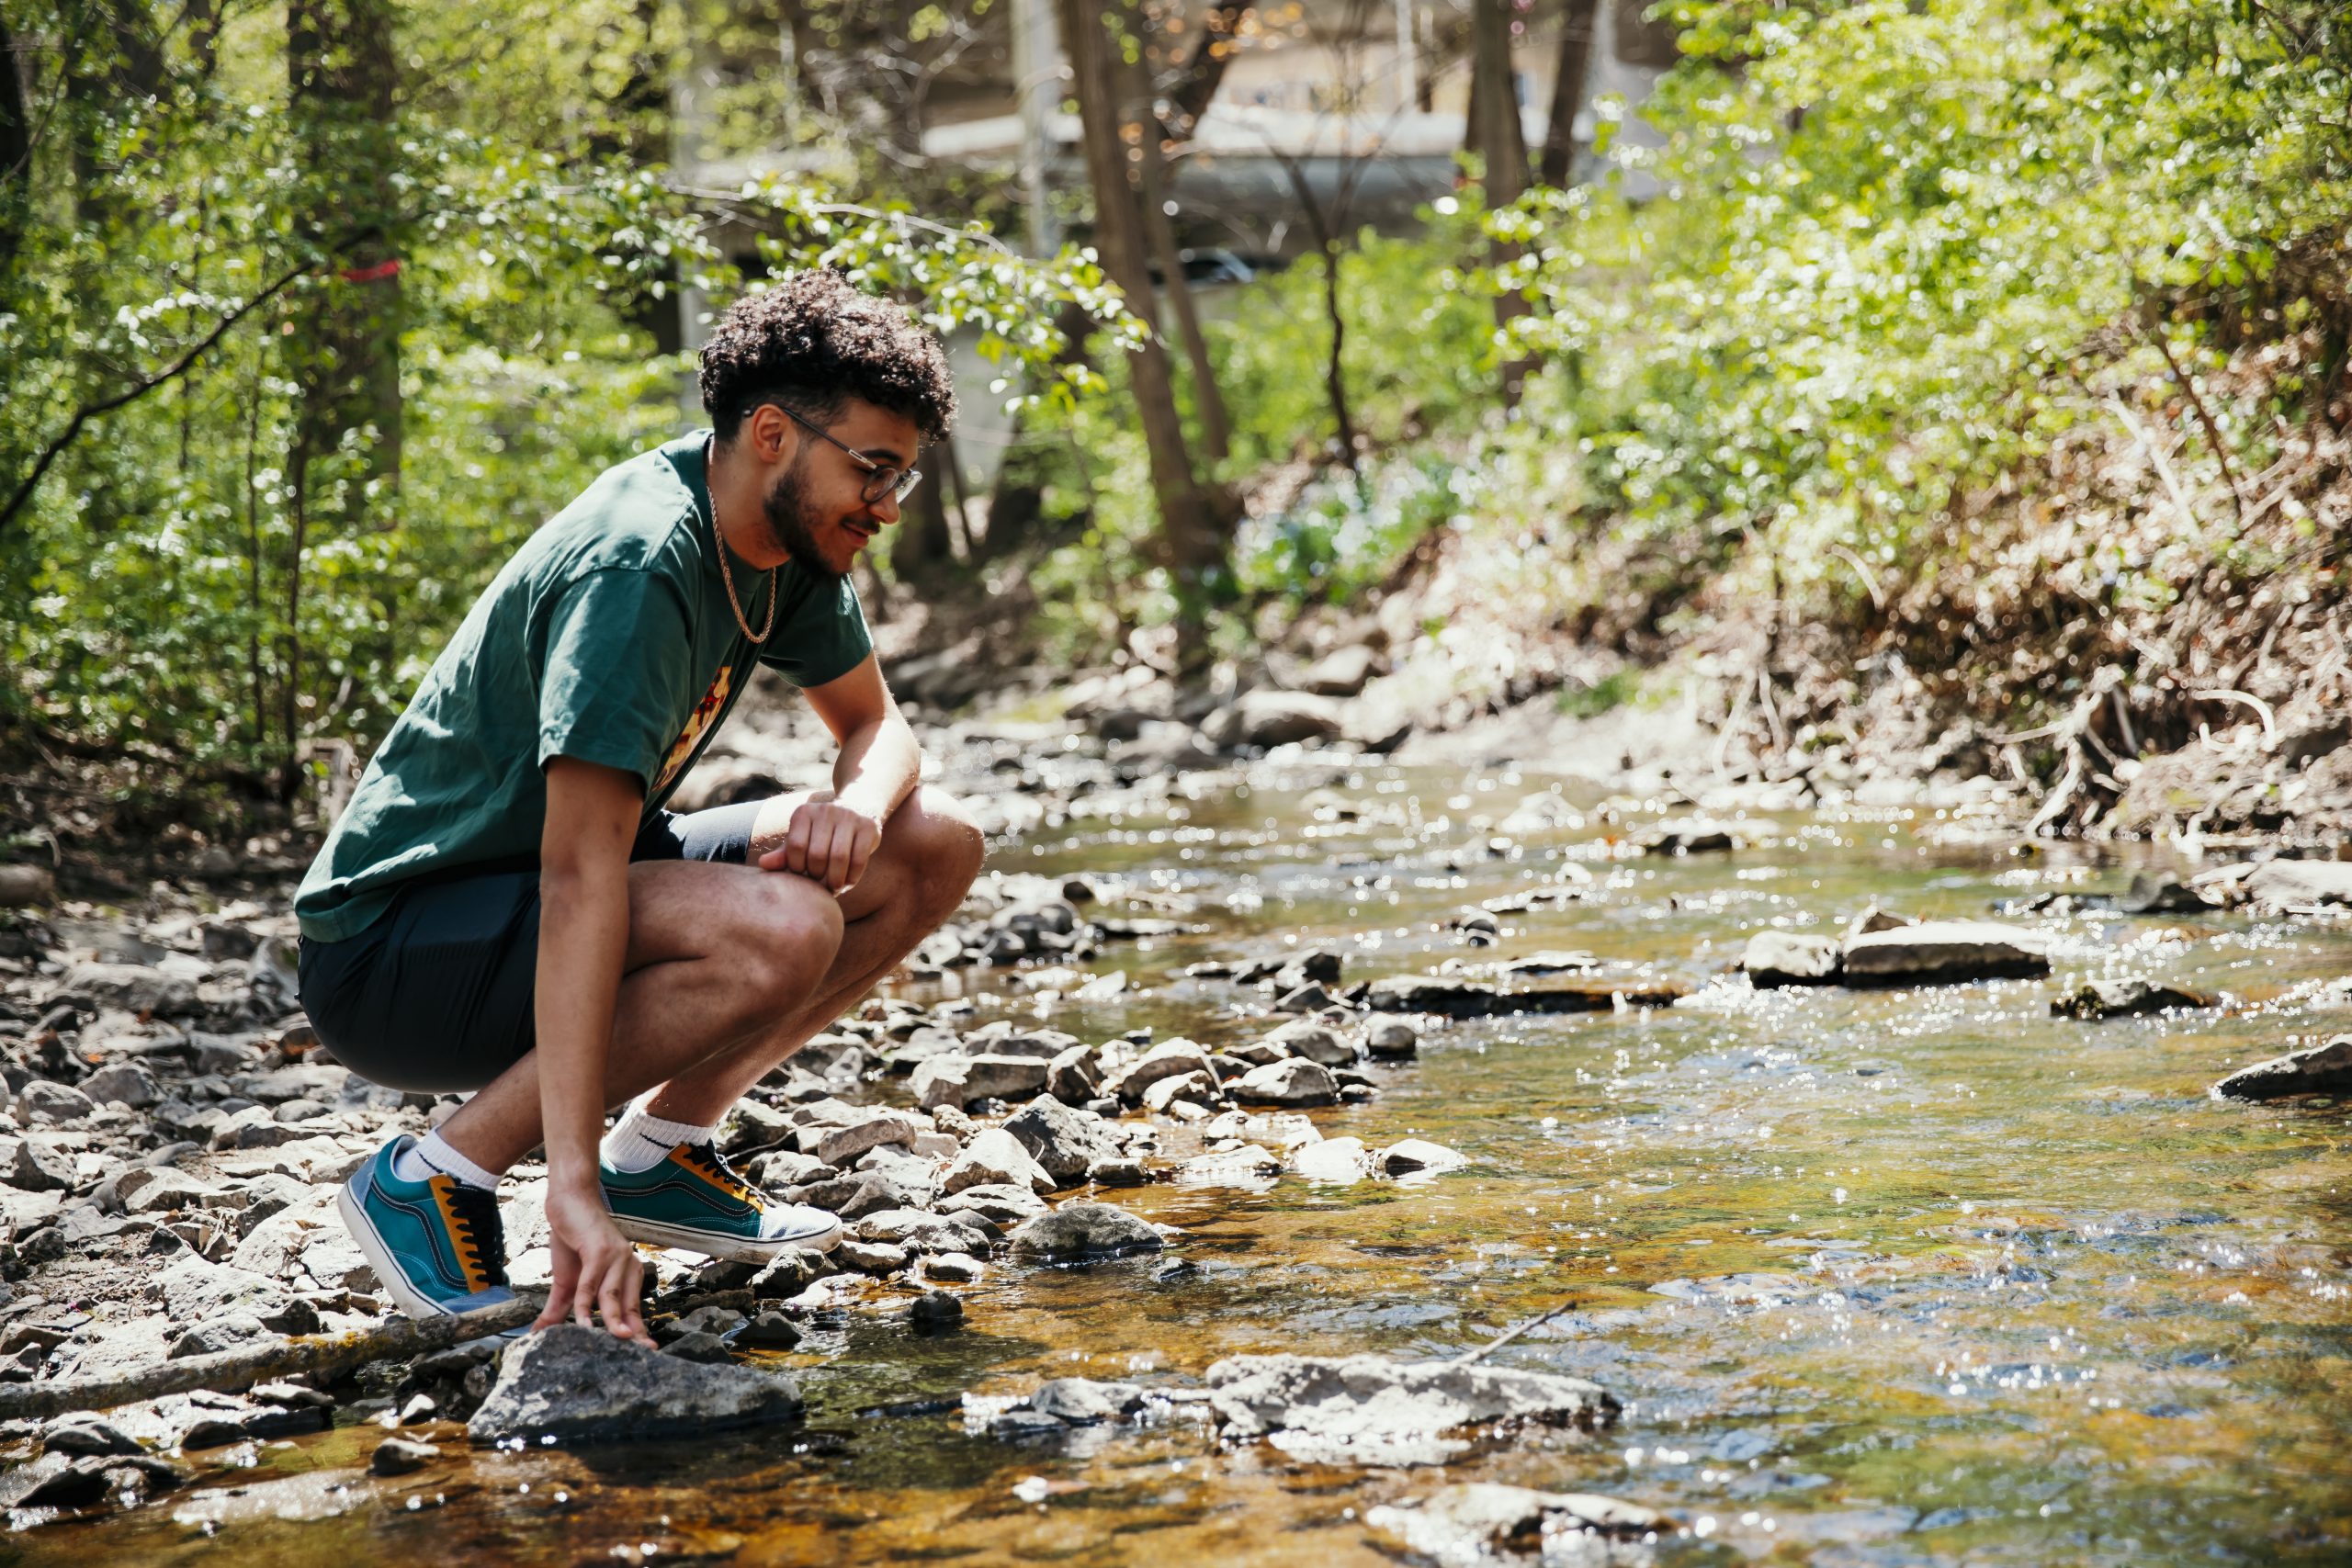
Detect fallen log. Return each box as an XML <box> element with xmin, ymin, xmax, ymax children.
<box><xmin>0</xmin><ymin>1294</ymin><xmax>544</xmax><ymax>1422</ymax></box>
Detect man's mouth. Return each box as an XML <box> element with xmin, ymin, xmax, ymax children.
<box><xmin>842</xmin><ymin>518</ymin><xmax>879</xmax><ymax>547</ymax></box>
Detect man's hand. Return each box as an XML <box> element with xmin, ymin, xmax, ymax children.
<box><xmin>532</xmin><ymin>1179</ymin><xmax>649</xmax><ymax>1343</ymax></box>
<box><xmin>762</xmin><ymin>798</ymin><xmax>882</xmax><ymax>892</ymax></box>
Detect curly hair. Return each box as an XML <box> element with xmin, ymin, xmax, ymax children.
<box><xmin>697</xmin><ymin>270</ymin><xmax>956</xmax><ymax>445</ymax></box>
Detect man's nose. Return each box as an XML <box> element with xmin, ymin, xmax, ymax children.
<box><xmin>866</xmin><ymin>490</ymin><xmax>901</xmax><ymax>527</ymax></box>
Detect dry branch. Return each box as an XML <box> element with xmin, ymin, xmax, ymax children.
<box><xmin>0</xmin><ymin>1295</ymin><xmax>541</xmax><ymax>1422</ymax></box>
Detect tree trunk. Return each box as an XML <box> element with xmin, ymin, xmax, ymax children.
<box><xmin>1056</xmin><ymin>0</ymin><xmax>1234</xmax><ymax>610</ymax></box>
<box><xmin>1539</xmin><ymin>0</ymin><xmax>1599</xmax><ymax>187</ymax></box>
<box><xmin>1118</xmin><ymin>29</ymin><xmax>1230</xmax><ymax>463</ymax></box>
<box><xmin>287</xmin><ymin>0</ymin><xmax>403</xmax><ymax>532</ymax></box>
<box><xmin>0</xmin><ymin>17</ymin><xmax>28</xmax><ymax>267</ymax></box>
<box><xmin>1272</xmin><ymin>154</ymin><xmax>1357</xmax><ymax>471</ymax></box>
<box><xmin>1467</xmin><ymin>0</ymin><xmax>1532</xmax><ymax>400</ymax></box>
<box><xmin>891</xmin><ymin>468</ymin><xmax>956</xmax><ymax>581</ymax></box>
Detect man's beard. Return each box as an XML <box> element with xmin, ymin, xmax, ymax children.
<box><xmin>760</xmin><ymin>458</ymin><xmax>843</xmax><ymax>582</ymax></box>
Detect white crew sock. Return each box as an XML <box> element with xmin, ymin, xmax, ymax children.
<box><xmin>601</xmin><ymin>1102</ymin><xmax>719</xmax><ymax>1174</ymax></box>
<box><xmin>393</xmin><ymin>1130</ymin><xmax>500</xmax><ymax>1191</ymax></box>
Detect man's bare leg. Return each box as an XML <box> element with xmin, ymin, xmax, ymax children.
<box><xmin>430</xmin><ymin>786</ymin><xmax>982</xmax><ymax>1173</ymax></box>
<box><xmin>639</xmin><ymin>784</ymin><xmax>984</xmax><ymax>1124</ymax></box>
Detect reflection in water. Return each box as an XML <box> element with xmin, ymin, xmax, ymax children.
<box><xmin>25</xmin><ymin>765</ymin><xmax>2352</xmax><ymax>1564</ymax></box>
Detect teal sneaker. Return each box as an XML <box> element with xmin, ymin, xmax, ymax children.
<box><xmin>601</xmin><ymin>1140</ymin><xmax>842</xmax><ymax>1261</ymax></box>
<box><xmin>337</xmin><ymin>1134</ymin><xmax>519</xmax><ymax>1321</ymax></box>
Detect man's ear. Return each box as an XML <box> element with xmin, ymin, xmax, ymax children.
<box><xmin>744</xmin><ymin>403</ymin><xmax>797</xmax><ymax>468</ymax></box>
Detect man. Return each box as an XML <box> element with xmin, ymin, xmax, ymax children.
<box><xmin>293</xmin><ymin>272</ymin><xmax>984</xmax><ymax>1343</ymax></box>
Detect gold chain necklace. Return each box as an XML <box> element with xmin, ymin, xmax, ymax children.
<box><xmin>713</xmin><ymin>505</ymin><xmax>776</xmax><ymax>645</ymax></box>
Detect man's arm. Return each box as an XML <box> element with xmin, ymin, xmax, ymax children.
<box><xmin>762</xmin><ymin>652</ymin><xmax>921</xmax><ymax>892</ymax></box>
<box><xmin>527</xmin><ymin>756</ymin><xmax>650</xmax><ymax>1341</ymax></box>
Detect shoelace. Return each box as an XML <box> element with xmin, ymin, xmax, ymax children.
<box><xmin>676</xmin><ymin>1141</ymin><xmax>765</xmax><ymax>1210</ymax></box>
<box><xmin>436</xmin><ymin>1178</ymin><xmax>513</xmax><ymax>1292</ymax></box>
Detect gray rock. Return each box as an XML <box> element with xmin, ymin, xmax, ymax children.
<box><xmin>1087</xmin><ymin>1156</ymin><xmax>1149</xmax><ymax>1187</ymax></box>
<box><xmin>908</xmin><ymin>1290</ymin><xmax>964</xmax><ymax>1330</ymax></box>
<box><xmin>1838</xmin><ymin>919</ymin><xmax>2050</xmax><ymax>986</ymax></box>
<box><xmin>854</xmin><ymin>1207</ymin><xmax>993</xmax><ymax>1257</ymax></box>
<box><xmin>1204</xmin><ymin>691</ymin><xmax>1346</xmax><ymax>750</ymax></box>
<box><xmin>0</xmin><ymin>864</ymin><xmax>56</xmax><ymax>908</ymax></box>
<box><xmin>1007</xmin><ymin>1201</ymin><xmax>1164</xmax><ymax>1263</ymax></box>
<box><xmin>1641</xmin><ymin>818</ymin><xmax>1738</xmax><ymax>854</ymax></box>
<box><xmin>1376</xmin><ymin>1138</ymin><xmax>1466</xmax><ymax>1177</ymax></box>
<box><xmin>1140</xmin><ymin>1070</ymin><xmax>1216</xmax><ymax>1113</ymax></box>
<box><xmin>467</xmin><ymin>1323</ymin><xmax>801</xmax><ymax>1445</ymax></box>
<box><xmin>943</xmin><ymin>1128</ymin><xmax>1054</xmax><ymax>1195</ymax></box>
<box><xmin>922</xmin><ymin>1252</ymin><xmax>985</xmax><ymax>1283</ymax></box>
<box><xmin>1101</xmin><ymin>1040</ymin><xmax>1218</xmax><ymax>1103</ymax></box>
<box><xmin>910</xmin><ymin>1054</ymin><xmax>1050</xmax><ymax>1111</ymax></box>
<box><xmin>41</xmin><ymin>1419</ymin><xmax>141</xmax><ymax>1458</ymax></box>
<box><xmin>1231</xmin><ymin>1058</ymin><xmax>1340</xmax><ymax>1107</ymax></box>
<box><xmin>1298</xmin><ymin>645</ymin><xmax>1379</xmax><ymax>699</ymax></box>
<box><xmin>1366</xmin><ymin>1483</ymin><xmax>1667</xmax><ymax>1557</ymax></box>
<box><xmin>79</xmin><ymin>1061</ymin><xmax>161</xmax><ymax>1109</ymax></box>
<box><xmin>369</xmin><ymin>1438</ymin><xmax>438</xmax><ymax>1476</ymax></box>
<box><xmin>1205</xmin><ymin>1353</ymin><xmax>1617</xmax><ymax>1445</ymax></box>
<box><xmin>1741</xmin><ymin>930</ymin><xmax>1843</xmax><ymax>987</ymax></box>
<box><xmin>1002</xmin><ymin>1097</ymin><xmax>1123</xmax><ymax>1183</ymax></box>
<box><xmin>1027</xmin><ymin>1377</ymin><xmax>1148</xmax><ymax>1423</ymax></box>
<box><xmin>2051</xmin><ymin>977</ymin><xmax>2217</xmax><ymax>1020</ymax></box>
<box><xmin>1363</xmin><ymin>1020</ymin><xmax>1419</xmax><ymax>1059</ymax></box>
<box><xmin>1363</xmin><ymin>974</ymin><xmax>1685</xmax><ymax>1016</ymax></box>
<box><xmin>739</xmin><ymin>1311</ymin><xmax>803</xmax><ymax>1349</ymax></box>
<box><xmin>939</xmin><ymin>1183</ymin><xmax>1050</xmax><ymax>1225</ymax></box>
<box><xmin>8</xmin><ymin>1137</ymin><xmax>73</xmax><ymax>1193</ymax></box>
<box><xmin>1045</xmin><ymin>1043</ymin><xmax>1103</xmax><ymax>1104</ymax></box>
<box><xmin>837</xmin><ymin>1238</ymin><xmax>910</xmax><ymax>1276</ymax></box>
<box><xmin>2213</xmin><ymin>1035</ymin><xmax>2352</xmax><ymax>1100</ymax></box>
<box><xmin>661</xmin><ymin>1330</ymin><xmax>736</xmax><ymax>1364</ymax></box>
<box><xmin>748</xmin><ymin>1247</ymin><xmax>831</xmax><ymax>1301</ymax></box>
<box><xmin>0</xmin><ymin>1451</ymin><xmax>110</xmax><ymax>1509</ymax></box>
<box><xmin>17</xmin><ymin>1079</ymin><xmax>96</xmax><ymax>1126</ymax></box>
<box><xmin>170</xmin><ymin>1315</ymin><xmax>274</xmax><ymax>1359</ymax></box>
<box><xmin>1260</xmin><ymin>1021</ymin><xmax>1358</xmax><ymax>1068</ymax></box>
<box><xmin>2243</xmin><ymin>859</ymin><xmax>2352</xmax><ymax>913</ymax></box>
<box><xmin>806</xmin><ymin>1108</ymin><xmax>932</xmax><ymax>1167</ymax></box>
<box><xmin>56</xmin><ymin>961</ymin><xmax>200</xmax><ymax>1016</ymax></box>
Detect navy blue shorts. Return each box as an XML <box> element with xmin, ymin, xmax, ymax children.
<box><xmin>295</xmin><ymin>800</ymin><xmax>768</xmax><ymax>1094</ymax></box>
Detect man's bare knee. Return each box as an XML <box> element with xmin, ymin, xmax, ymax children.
<box><xmin>897</xmin><ymin>786</ymin><xmax>986</xmax><ymax>909</ymax></box>
<box><xmin>743</xmin><ymin>877</ymin><xmax>845</xmax><ymax>1010</ymax></box>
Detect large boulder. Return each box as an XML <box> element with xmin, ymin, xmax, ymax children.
<box><xmin>1741</xmin><ymin>931</ymin><xmax>1842</xmax><ymax>987</ymax></box>
<box><xmin>910</xmin><ymin>1054</ymin><xmax>1049</xmax><ymax>1111</ymax></box>
<box><xmin>467</xmin><ymin>1324</ymin><xmax>801</xmax><ymax>1445</ymax></box>
<box><xmin>1001</xmin><ymin>1097</ymin><xmax>1123</xmax><ymax>1183</ymax></box>
<box><xmin>1006</xmin><ymin>1201</ymin><xmax>1163</xmax><ymax>1263</ymax></box>
<box><xmin>1838</xmin><ymin>920</ymin><xmax>2049</xmax><ymax>986</ymax></box>
<box><xmin>2212</xmin><ymin>1035</ymin><xmax>2352</xmax><ymax>1100</ymax></box>
<box><xmin>1205</xmin><ymin>1354</ymin><xmax>1617</xmax><ymax>1450</ymax></box>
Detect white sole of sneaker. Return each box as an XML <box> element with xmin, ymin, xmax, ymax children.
<box><xmin>338</xmin><ymin>1179</ymin><xmax>458</xmax><ymax>1321</ymax></box>
<box><xmin>607</xmin><ymin>1212</ymin><xmax>843</xmax><ymax>1261</ymax></box>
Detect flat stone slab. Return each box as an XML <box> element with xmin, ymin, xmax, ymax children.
<box><xmin>1364</xmin><ymin>975</ymin><xmax>1685</xmax><ymax>1017</ymax></box>
<box><xmin>2051</xmin><ymin>977</ymin><xmax>2217</xmax><ymax>1020</ymax></box>
<box><xmin>1838</xmin><ymin>920</ymin><xmax>2050</xmax><ymax>986</ymax></box>
<box><xmin>1367</xmin><ymin>1482</ymin><xmax>1668</xmax><ymax>1558</ymax></box>
<box><xmin>2212</xmin><ymin>1035</ymin><xmax>2352</xmax><ymax>1100</ymax></box>
<box><xmin>1204</xmin><ymin>1352</ymin><xmax>1617</xmax><ymax>1459</ymax></box>
<box><xmin>468</xmin><ymin>1324</ymin><xmax>801</xmax><ymax>1446</ymax></box>
<box><xmin>2243</xmin><ymin>859</ymin><xmax>2352</xmax><ymax>913</ymax></box>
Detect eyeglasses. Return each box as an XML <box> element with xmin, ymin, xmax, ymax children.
<box><xmin>773</xmin><ymin>403</ymin><xmax>922</xmax><ymax>505</ymax></box>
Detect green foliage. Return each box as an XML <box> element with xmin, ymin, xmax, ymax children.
<box><xmin>1234</xmin><ymin>457</ymin><xmax>1471</xmax><ymax>608</ymax></box>
<box><xmin>0</xmin><ymin>0</ymin><xmax>1128</xmax><ymax>781</ymax></box>
<box><xmin>1481</xmin><ymin>0</ymin><xmax>2352</xmax><ymax>609</ymax></box>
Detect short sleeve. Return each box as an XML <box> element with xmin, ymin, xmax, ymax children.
<box><xmin>536</xmin><ymin>569</ymin><xmax>694</xmax><ymax>787</ymax></box>
<box><xmin>758</xmin><ymin>572</ymin><xmax>874</xmax><ymax>688</ymax></box>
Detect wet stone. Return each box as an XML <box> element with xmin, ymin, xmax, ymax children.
<box><xmin>911</xmin><ymin>1054</ymin><xmax>1050</xmax><ymax>1111</ymax></box>
<box><xmin>739</xmin><ymin>1312</ymin><xmax>803</xmax><ymax>1350</ymax></box>
<box><xmin>1742</xmin><ymin>930</ymin><xmax>1843</xmax><ymax>987</ymax></box>
<box><xmin>922</xmin><ymin>1252</ymin><xmax>986</xmax><ymax>1284</ymax></box>
<box><xmin>661</xmin><ymin>1331</ymin><xmax>736</xmax><ymax>1365</ymax></box>
<box><xmin>1366</xmin><ymin>1482</ymin><xmax>1668</xmax><ymax>1558</ymax></box>
<box><xmin>1364</xmin><ymin>975</ymin><xmax>1685</xmax><ymax>1017</ymax></box>
<box><xmin>468</xmin><ymin>1323</ymin><xmax>801</xmax><ymax>1446</ymax></box>
<box><xmin>1205</xmin><ymin>1353</ymin><xmax>1618</xmax><ymax>1450</ymax></box>
<box><xmin>369</xmin><ymin>1437</ymin><xmax>438</xmax><ymax>1477</ymax></box>
<box><xmin>1259</xmin><ymin>1020</ymin><xmax>1358</xmax><ymax>1068</ymax></box>
<box><xmin>1231</xmin><ymin>1058</ymin><xmax>1340</xmax><ymax>1108</ymax></box>
<box><xmin>1007</xmin><ymin>1201</ymin><xmax>1164</xmax><ymax>1263</ymax></box>
<box><xmin>1026</xmin><ymin>1377</ymin><xmax>1147</xmax><ymax>1424</ymax></box>
<box><xmin>908</xmin><ymin>1290</ymin><xmax>964</xmax><ymax>1331</ymax></box>
<box><xmin>943</xmin><ymin>1127</ymin><xmax>1055</xmax><ymax>1196</ymax></box>
<box><xmin>2213</xmin><ymin>1035</ymin><xmax>2352</xmax><ymax>1100</ymax></box>
<box><xmin>1002</xmin><ymin>1096</ymin><xmax>1123</xmax><ymax>1182</ymax></box>
<box><xmin>1839</xmin><ymin>919</ymin><xmax>2050</xmax><ymax>986</ymax></box>
<box><xmin>939</xmin><ymin>1183</ymin><xmax>1051</xmax><ymax>1226</ymax></box>
<box><xmin>1363</xmin><ymin>1020</ymin><xmax>1419</xmax><ymax>1059</ymax></box>
<box><xmin>838</xmin><ymin>1239</ymin><xmax>910</xmax><ymax>1276</ymax></box>
<box><xmin>2052</xmin><ymin>977</ymin><xmax>2217</xmax><ymax>1020</ymax></box>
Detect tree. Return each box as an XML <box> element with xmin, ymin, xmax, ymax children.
<box><xmin>1056</xmin><ymin>0</ymin><xmax>1237</xmax><ymax>620</ymax></box>
<box><xmin>1467</xmin><ymin>0</ymin><xmax>1532</xmax><ymax>399</ymax></box>
<box><xmin>1539</xmin><ymin>0</ymin><xmax>1599</xmax><ymax>187</ymax></box>
<box><xmin>1118</xmin><ymin>18</ymin><xmax>1231</xmax><ymax>463</ymax></box>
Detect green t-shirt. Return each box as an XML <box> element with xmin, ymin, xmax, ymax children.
<box><xmin>294</xmin><ymin>431</ymin><xmax>871</xmax><ymax>942</ymax></box>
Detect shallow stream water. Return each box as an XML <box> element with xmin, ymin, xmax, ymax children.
<box><xmin>17</xmin><ymin>762</ymin><xmax>2352</xmax><ymax>1566</ymax></box>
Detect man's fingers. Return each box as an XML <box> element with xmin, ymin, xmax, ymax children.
<box><xmin>846</xmin><ymin>822</ymin><xmax>878</xmax><ymax>886</ymax></box>
<box><xmin>598</xmin><ymin>1259</ymin><xmax>632</xmax><ymax>1342</ymax></box>
<box><xmin>821</xmin><ymin>819</ymin><xmax>855</xmax><ymax>891</ymax></box>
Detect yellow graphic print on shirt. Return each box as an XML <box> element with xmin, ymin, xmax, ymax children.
<box><xmin>654</xmin><ymin>666</ymin><xmax>730</xmax><ymax>794</ymax></box>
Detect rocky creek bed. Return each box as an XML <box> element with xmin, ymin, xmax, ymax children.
<box><xmin>0</xmin><ymin>718</ymin><xmax>2349</xmax><ymax>1565</ymax></box>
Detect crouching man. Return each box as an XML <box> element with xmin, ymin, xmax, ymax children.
<box><xmin>291</xmin><ymin>273</ymin><xmax>984</xmax><ymax>1342</ymax></box>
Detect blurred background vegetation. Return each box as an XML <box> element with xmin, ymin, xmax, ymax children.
<box><xmin>2</xmin><ymin>0</ymin><xmax>2346</xmax><ymax>826</ymax></box>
